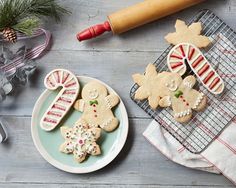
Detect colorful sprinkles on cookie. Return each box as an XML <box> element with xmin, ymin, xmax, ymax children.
<box><xmin>59</xmin><ymin>119</ymin><xmax>101</xmax><ymax>163</ymax></box>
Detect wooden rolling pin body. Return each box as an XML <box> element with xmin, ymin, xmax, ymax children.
<box><xmin>108</xmin><ymin>0</ymin><xmax>204</xmax><ymax>34</ymax></box>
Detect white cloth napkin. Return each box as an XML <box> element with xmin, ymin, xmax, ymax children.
<box><xmin>143</xmin><ymin>33</ymin><xmax>236</xmax><ymax>185</ymax></box>
<box><xmin>143</xmin><ymin>119</ymin><xmax>236</xmax><ymax>184</ymax></box>
<box><xmin>143</xmin><ymin>120</ymin><xmax>220</xmax><ymax>174</ymax></box>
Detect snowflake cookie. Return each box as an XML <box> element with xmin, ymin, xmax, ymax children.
<box><xmin>132</xmin><ymin>64</ymin><xmax>207</xmax><ymax>123</ymax></box>
<box><xmin>74</xmin><ymin>81</ymin><xmax>120</xmax><ymax>132</ymax></box>
<box><xmin>59</xmin><ymin>119</ymin><xmax>101</xmax><ymax>163</ymax></box>
<box><xmin>165</xmin><ymin>19</ymin><xmax>211</xmax><ymax>48</ymax></box>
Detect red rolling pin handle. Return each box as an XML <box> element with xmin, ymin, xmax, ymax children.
<box><xmin>77</xmin><ymin>21</ymin><xmax>111</xmax><ymax>42</ymax></box>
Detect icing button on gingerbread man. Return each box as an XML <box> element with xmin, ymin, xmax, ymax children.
<box><xmin>74</xmin><ymin>81</ymin><xmax>120</xmax><ymax>132</ymax></box>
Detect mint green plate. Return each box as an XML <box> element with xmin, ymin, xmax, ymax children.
<box><xmin>31</xmin><ymin>76</ymin><xmax>129</xmax><ymax>173</ymax></box>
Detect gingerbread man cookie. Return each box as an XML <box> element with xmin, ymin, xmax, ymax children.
<box><xmin>59</xmin><ymin>119</ymin><xmax>101</xmax><ymax>163</ymax></box>
<box><xmin>74</xmin><ymin>81</ymin><xmax>120</xmax><ymax>132</ymax></box>
<box><xmin>133</xmin><ymin>64</ymin><xmax>207</xmax><ymax>123</ymax></box>
<box><xmin>165</xmin><ymin>19</ymin><xmax>211</xmax><ymax>48</ymax></box>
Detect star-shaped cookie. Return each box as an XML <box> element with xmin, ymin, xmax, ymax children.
<box><xmin>59</xmin><ymin>119</ymin><xmax>101</xmax><ymax>163</ymax></box>
<box><xmin>132</xmin><ymin>64</ymin><xmax>169</xmax><ymax>109</ymax></box>
<box><xmin>165</xmin><ymin>19</ymin><xmax>211</xmax><ymax>48</ymax></box>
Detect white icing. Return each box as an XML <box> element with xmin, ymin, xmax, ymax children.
<box><xmin>89</xmin><ymin>89</ymin><xmax>99</xmax><ymax>99</ymax></box>
<box><xmin>174</xmin><ymin>109</ymin><xmax>191</xmax><ymax>118</ymax></box>
<box><xmin>195</xmin><ymin>60</ymin><xmax>206</xmax><ymax>72</ymax></box>
<box><xmin>201</xmin><ymin>68</ymin><xmax>212</xmax><ymax>80</ymax></box>
<box><xmin>60</xmin><ymin>122</ymin><xmax>100</xmax><ymax>162</ymax></box>
<box><xmin>174</xmin><ymin>49</ymin><xmax>182</xmax><ymax>57</ymax></box>
<box><xmin>101</xmin><ymin>117</ymin><xmax>113</xmax><ymax>129</ymax></box>
<box><xmin>168</xmin><ymin>83</ymin><xmax>178</xmax><ymax>91</ymax></box>
<box><xmin>192</xmin><ymin>93</ymin><xmax>204</xmax><ymax>109</ymax></box>
<box><xmin>165</xmin><ymin>96</ymin><xmax>172</xmax><ymax>106</ymax></box>
<box><xmin>63</xmin><ymin>77</ymin><xmax>74</xmax><ymax>86</ymax></box>
<box><xmin>105</xmin><ymin>97</ymin><xmax>112</xmax><ymax>109</ymax></box>
<box><xmin>191</xmin><ymin>54</ymin><xmax>201</xmax><ymax>65</ymax></box>
<box><xmin>40</xmin><ymin>69</ymin><xmax>80</xmax><ymax>131</ymax></box>
<box><xmin>166</xmin><ymin>80</ymin><xmax>178</xmax><ymax>91</ymax></box>
<box><xmin>183</xmin><ymin>81</ymin><xmax>193</xmax><ymax>88</ymax></box>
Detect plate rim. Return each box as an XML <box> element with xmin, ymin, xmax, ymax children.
<box><xmin>31</xmin><ymin>75</ymin><xmax>129</xmax><ymax>173</ymax></box>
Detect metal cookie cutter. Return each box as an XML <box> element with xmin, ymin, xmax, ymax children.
<box><xmin>0</xmin><ymin>118</ymin><xmax>8</xmax><ymax>143</ymax></box>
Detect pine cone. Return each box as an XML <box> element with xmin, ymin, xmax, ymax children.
<box><xmin>2</xmin><ymin>28</ymin><xmax>17</xmax><ymax>43</ymax></box>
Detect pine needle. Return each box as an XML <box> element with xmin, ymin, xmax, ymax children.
<box><xmin>0</xmin><ymin>0</ymin><xmax>70</xmax><ymax>31</ymax></box>
<box><xmin>12</xmin><ymin>17</ymin><xmax>41</xmax><ymax>35</ymax></box>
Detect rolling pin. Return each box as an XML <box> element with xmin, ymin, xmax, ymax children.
<box><xmin>77</xmin><ymin>0</ymin><xmax>205</xmax><ymax>41</ymax></box>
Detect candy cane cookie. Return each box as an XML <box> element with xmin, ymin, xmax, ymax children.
<box><xmin>40</xmin><ymin>69</ymin><xmax>80</xmax><ymax>131</ymax></box>
<box><xmin>167</xmin><ymin>43</ymin><xmax>224</xmax><ymax>95</ymax></box>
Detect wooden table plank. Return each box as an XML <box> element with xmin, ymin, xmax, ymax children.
<box><xmin>0</xmin><ymin>117</ymin><xmax>232</xmax><ymax>186</ymax></box>
<box><xmin>0</xmin><ymin>184</ymin><xmax>234</xmax><ymax>188</ymax></box>
<box><xmin>1</xmin><ymin>0</ymin><xmax>235</xmax><ymax>187</ymax></box>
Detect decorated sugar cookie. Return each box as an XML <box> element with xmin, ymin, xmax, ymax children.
<box><xmin>132</xmin><ymin>64</ymin><xmax>207</xmax><ymax>123</ymax></box>
<box><xmin>40</xmin><ymin>69</ymin><xmax>80</xmax><ymax>131</ymax></box>
<box><xmin>74</xmin><ymin>81</ymin><xmax>120</xmax><ymax>132</ymax></box>
<box><xmin>167</xmin><ymin>43</ymin><xmax>224</xmax><ymax>94</ymax></box>
<box><xmin>165</xmin><ymin>19</ymin><xmax>211</xmax><ymax>48</ymax></box>
<box><xmin>59</xmin><ymin>119</ymin><xmax>101</xmax><ymax>163</ymax></box>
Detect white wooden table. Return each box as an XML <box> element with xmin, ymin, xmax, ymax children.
<box><xmin>0</xmin><ymin>0</ymin><xmax>235</xmax><ymax>187</ymax></box>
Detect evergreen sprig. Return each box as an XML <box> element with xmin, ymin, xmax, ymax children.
<box><xmin>0</xmin><ymin>0</ymin><xmax>70</xmax><ymax>35</ymax></box>
<box><xmin>12</xmin><ymin>17</ymin><xmax>41</xmax><ymax>35</ymax></box>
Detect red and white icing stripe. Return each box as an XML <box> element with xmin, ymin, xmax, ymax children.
<box><xmin>40</xmin><ymin>69</ymin><xmax>80</xmax><ymax>131</ymax></box>
<box><xmin>167</xmin><ymin>43</ymin><xmax>224</xmax><ymax>95</ymax></box>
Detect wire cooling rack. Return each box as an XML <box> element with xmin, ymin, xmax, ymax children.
<box><xmin>130</xmin><ymin>9</ymin><xmax>236</xmax><ymax>154</ymax></box>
